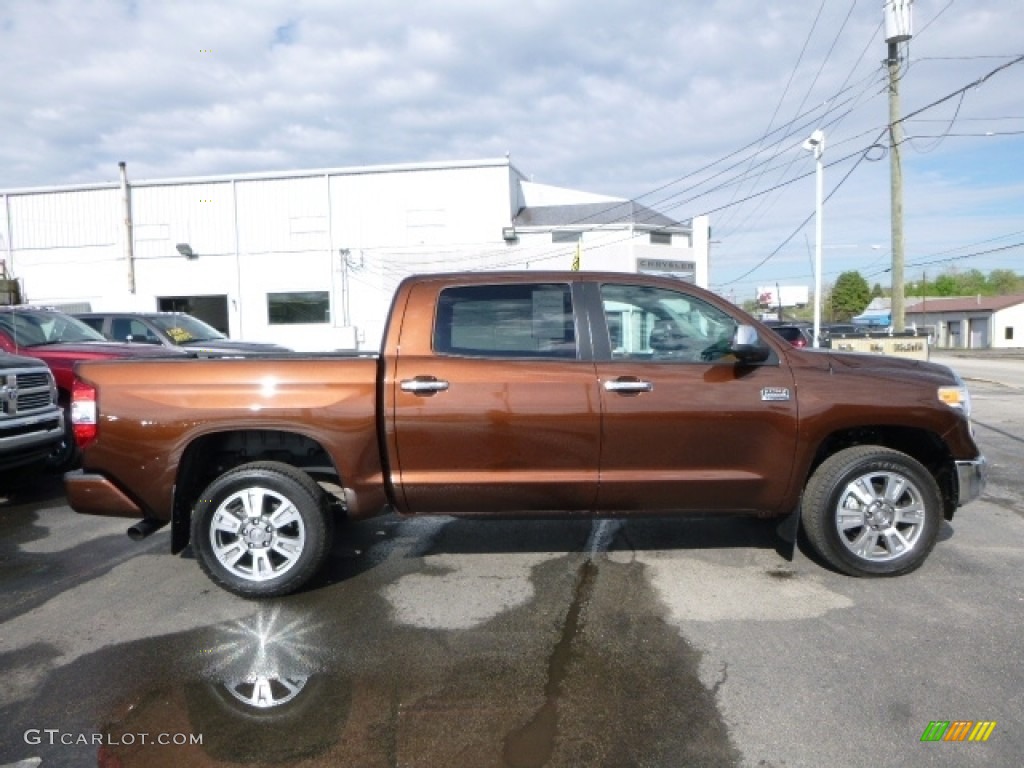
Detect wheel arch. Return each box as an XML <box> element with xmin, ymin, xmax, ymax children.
<box><xmin>805</xmin><ymin>425</ymin><xmax>958</xmax><ymax>520</ymax></box>
<box><xmin>171</xmin><ymin>429</ymin><xmax>342</xmax><ymax>554</ymax></box>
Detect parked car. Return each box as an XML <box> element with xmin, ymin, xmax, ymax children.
<box><xmin>0</xmin><ymin>351</ymin><xmax>64</xmax><ymax>472</ymax></box>
<box><xmin>74</xmin><ymin>312</ymin><xmax>291</xmax><ymax>356</ymax></box>
<box><xmin>770</xmin><ymin>324</ymin><xmax>814</xmax><ymax>348</ymax></box>
<box><xmin>0</xmin><ymin>306</ymin><xmax>189</xmax><ymax>468</ymax></box>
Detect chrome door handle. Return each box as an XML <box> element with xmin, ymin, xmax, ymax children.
<box><xmin>603</xmin><ymin>378</ymin><xmax>653</xmax><ymax>393</ymax></box>
<box><xmin>400</xmin><ymin>377</ymin><xmax>450</xmax><ymax>394</ymax></box>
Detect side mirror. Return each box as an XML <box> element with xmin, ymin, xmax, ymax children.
<box><xmin>731</xmin><ymin>325</ymin><xmax>771</xmax><ymax>363</ymax></box>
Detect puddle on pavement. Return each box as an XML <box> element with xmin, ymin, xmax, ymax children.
<box><xmin>2</xmin><ymin>544</ymin><xmax>741</xmax><ymax>767</ymax></box>
<box><xmin>502</xmin><ymin>559</ymin><xmax>597</xmax><ymax>768</ymax></box>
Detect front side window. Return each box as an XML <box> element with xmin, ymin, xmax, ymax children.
<box><xmin>111</xmin><ymin>318</ymin><xmax>160</xmax><ymax>344</ymax></box>
<box><xmin>268</xmin><ymin>292</ymin><xmax>330</xmax><ymax>325</ymax></box>
<box><xmin>434</xmin><ymin>283</ymin><xmax>577</xmax><ymax>359</ymax></box>
<box><xmin>600</xmin><ymin>283</ymin><xmax>736</xmax><ymax>363</ymax></box>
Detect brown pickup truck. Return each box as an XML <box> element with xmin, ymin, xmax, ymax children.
<box><xmin>65</xmin><ymin>271</ymin><xmax>987</xmax><ymax>597</ymax></box>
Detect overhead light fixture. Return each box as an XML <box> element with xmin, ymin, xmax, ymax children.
<box><xmin>176</xmin><ymin>243</ymin><xmax>197</xmax><ymax>259</ymax></box>
<box><xmin>502</xmin><ymin>227</ymin><xmax>517</xmax><ymax>242</ymax></box>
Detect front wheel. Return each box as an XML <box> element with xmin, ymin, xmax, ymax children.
<box><xmin>191</xmin><ymin>462</ymin><xmax>333</xmax><ymax>598</ymax></box>
<box><xmin>801</xmin><ymin>446</ymin><xmax>942</xmax><ymax>576</ymax></box>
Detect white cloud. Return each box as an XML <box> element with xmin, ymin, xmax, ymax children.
<box><xmin>1</xmin><ymin>0</ymin><xmax>1021</xmax><ymax>294</ymax></box>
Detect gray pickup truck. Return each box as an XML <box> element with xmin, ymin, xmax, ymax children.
<box><xmin>0</xmin><ymin>352</ymin><xmax>64</xmax><ymax>472</ymax></box>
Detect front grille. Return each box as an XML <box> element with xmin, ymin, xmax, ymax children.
<box><xmin>15</xmin><ymin>371</ymin><xmax>49</xmax><ymax>389</ymax></box>
<box><xmin>14</xmin><ymin>391</ymin><xmax>53</xmax><ymax>410</ymax></box>
<box><xmin>1</xmin><ymin>367</ymin><xmax>57</xmax><ymax>417</ymax></box>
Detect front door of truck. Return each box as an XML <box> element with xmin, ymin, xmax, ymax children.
<box><xmin>592</xmin><ymin>281</ymin><xmax>799</xmax><ymax>514</ymax></box>
<box><xmin>389</xmin><ymin>280</ymin><xmax>601</xmax><ymax>515</ymax></box>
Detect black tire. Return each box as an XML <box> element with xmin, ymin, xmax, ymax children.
<box><xmin>44</xmin><ymin>405</ymin><xmax>80</xmax><ymax>472</ymax></box>
<box><xmin>801</xmin><ymin>446</ymin><xmax>942</xmax><ymax>577</ymax></box>
<box><xmin>191</xmin><ymin>462</ymin><xmax>333</xmax><ymax>598</ymax></box>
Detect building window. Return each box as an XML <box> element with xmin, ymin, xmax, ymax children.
<box><xmin>1006</xmin><ymin>327</ymin><xmax>1015</xmax><ymax>340</ymax></box>
<box><xmin>551</xmin><ymin>231</ymin><xmax>581</xmax><ymax>243</ymax></box>
<box><xmin>268</xmin><ymin>291</ymin><xmax>330</xmax><ymax>324</ymax></box>
<box><xmin>649</xmin><ymin>231</ymin><xmax>672</xmax><ymax>245</ymax></box>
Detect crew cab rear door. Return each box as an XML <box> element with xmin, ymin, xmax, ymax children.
<box><xmin>388</xmin><ymin>279</ymin><xmax>601</xmax><ymax>515</ymax></box>
<box><xmin>589</xmin><ymin>280</ymin><xmax>799</xmax><ymax>515</ymax></box>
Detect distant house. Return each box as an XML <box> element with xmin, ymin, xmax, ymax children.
<box><xmin>906</xmin><ymin>294</ymin><xmax>1024</xmax><ymax>350</ymax></box>
<box><xmin>852</xmin><ymin>297</ymin><xmax>893</xmax><ymax>327</ymax></box>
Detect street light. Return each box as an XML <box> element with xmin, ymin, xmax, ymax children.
<box><xmin>802</xmin><ymin>129</ymin><xmax>825</xmax><ymax>348</ymax></box>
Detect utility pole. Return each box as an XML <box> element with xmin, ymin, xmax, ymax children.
<box><xmin>119</xmin><ymin>161</ymin><xmax>136</xmax><ymax>294</ymax></box>
<box><xmin>885</xmin><ymin>1</ymin><xmax>913</xmax><ymax>332</ymax></box>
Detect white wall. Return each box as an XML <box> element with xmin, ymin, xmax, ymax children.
<box><xmin>992</xmin><ymin>304</ymin><xmax>1024</xmax><ymax>349</ymax></box>
<box><xmin>4</xmin><ymin>159</ymin><xmax>706</xmax><ymax>352</ymax></box>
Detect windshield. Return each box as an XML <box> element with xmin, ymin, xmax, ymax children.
<box><xmin>0</xmin><ymin>309</ymin><xmax>108</xmax><ymax>346</ymax></box>
<box><xmin>148</xmin><ymin>314</ymin><xmax>226</xmax><ymax>344</ymax></box>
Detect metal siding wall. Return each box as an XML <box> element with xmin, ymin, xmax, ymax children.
<box><xmin>233</xmin><ymin>176</ymin><xmax>335</xmax><ymax>349</ymax></box>
<box><xmin>8</xmin><ymin>189</ymin><xmax>119</xmax><ymax>250</ymax></box>
<box><xmin>6</xmin><ymin>189</ymin><xmax>122</xmax><ymax>302</ymax></box>
<box><xmin>132</xmin><ymin>182</ymin><xmax>235</xmax><ymax>260</ymax></box>
<box><xmin>328</xmin><ymin>165</ymin><xmax>516</xmax><ymax>348</ymax></box>
<box><xmin>236</xmin><ymin>177</ymin><xmax>328</xmax><ymax>254</ymax></box>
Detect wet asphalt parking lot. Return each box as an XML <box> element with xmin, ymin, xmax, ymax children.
<box><xmin>1</xmin><ymin>355</ymin><xmax>1022</xmax><ymax>768</ymax></box>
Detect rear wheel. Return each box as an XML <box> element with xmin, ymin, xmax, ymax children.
<box><xmin>801</xmin><ymin>446</ymin><xmax>942</xmax><ymax>576</ymax></box>
<box><xmin>191</xmin><ymin>462</ymin><xmax>333</xmax><ymax>598</ymax></box>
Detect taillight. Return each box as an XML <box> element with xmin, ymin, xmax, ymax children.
<box><xmin>71</xmin><ymin>377</ymin><xmax>98</xmax><ymax>448</ymax></box>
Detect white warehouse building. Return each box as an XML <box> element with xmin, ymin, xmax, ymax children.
<box><xmin>0</xmin><ymin>157</ymin><xmax>709</xmax><ymax>351</ymax></box>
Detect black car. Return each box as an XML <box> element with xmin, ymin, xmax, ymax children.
<box><xmin>769</xmin><ymin>324</ymin><xmax>815</xmax><ymax>348</ymax></box>
<box><xmin>74</xmin><ymin>312</ymin><xmax>291</xmax><ymax>356</ymax></box>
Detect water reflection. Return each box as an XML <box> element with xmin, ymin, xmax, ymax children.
<box><xmin>95</xmin><ymin>550</ymin><xmax>741</xmax><ymax>768</ymax></box>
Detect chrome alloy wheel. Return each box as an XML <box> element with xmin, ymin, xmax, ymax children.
<box><xmin>834</xmin><ymin>470</ymin><xmax>926</xmax><ymax>563</ymax></box>
<box><xmin>209</xmin><ymin>487</ymin><xmax>307</xmax><ymax>582</ymax></box>
<box><xmin>223</xmin><ymin>676</ymin><xmax>308</xmax><ymax>710</ymax></box>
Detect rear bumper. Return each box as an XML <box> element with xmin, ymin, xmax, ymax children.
<box><xmin>64</xmin><ymin>469</ymin><xmax>145</xmax><ymax>518</ymax></box>
<box><xmin>955</xmin><ymin>456</ymin><xmax>987</xmax><ymax>506</ymax></box>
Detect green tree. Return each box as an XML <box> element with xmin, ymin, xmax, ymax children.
<box><xmin>988</xmin><ymin>269</ymin><xmax>1024</xmax><ymax>295</ymax></box>
<box><xmin>959</xmin><ymin>269</ymin><xmax>988</xmax><ymax>296</ymax></box>
<box><xmin>932</xmin><ymin>273</ymin><xmax>959</xmax><ymax>296</ymax></box>
<box><xmin>830</xmin><ymin>271</ymin><xmax>871</xmax><ymax>321</ymax></box>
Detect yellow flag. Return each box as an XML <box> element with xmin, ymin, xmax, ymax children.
<box><xmin>571</xmin><ymin>240</ymin><xmax>581</xmax><ymax>271</ymax></box>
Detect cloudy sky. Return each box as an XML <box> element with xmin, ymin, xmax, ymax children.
<box><xmin>3</xmin><ymin>0</ymin><xmax>1022</xmax><ymax>299</ymax></box>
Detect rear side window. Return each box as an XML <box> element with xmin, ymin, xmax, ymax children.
<box><xmin>434</xmin><ymin>283</ymin><xmax>577</xmax><ymax>359</ymax></box>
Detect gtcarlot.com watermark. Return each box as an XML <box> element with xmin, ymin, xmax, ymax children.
<box><xmin>24</xmin><ymin>729</ymin><xmax>202</xmax><ymax>747</ymax></box>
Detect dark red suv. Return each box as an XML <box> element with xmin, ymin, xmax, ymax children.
<box><xmin>0</xmin><ymin>306</ymin><xmax>188</xmax><ymax>467</ymax></box>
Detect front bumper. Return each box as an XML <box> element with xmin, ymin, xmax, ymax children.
<box><xmin>955</xmin><ymin>456</ymin><xmax>988</xmax><ymax>506</ymax></box>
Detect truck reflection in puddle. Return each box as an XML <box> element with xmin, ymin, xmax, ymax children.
<box><xmin>96</xmin><ymin>552</ymin><xmax>741</xmax><ymax>768</ymax></box>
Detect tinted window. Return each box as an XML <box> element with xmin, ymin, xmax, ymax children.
<box><xmin>434</xmin><ymin>283</ymin><xmax>577</xmax><ymax>359</ymax></box>
<box><xmin>111</xmin><ymin>317</ymin><xmax>160</xmax><ymax>343</ymax></box>
<box><xmin>600</xmin><ymin>283</ymin><xmax>736</xmax><ymax>362</ymax></box>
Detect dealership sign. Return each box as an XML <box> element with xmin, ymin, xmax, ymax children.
<box><xmin>637</xmin><ymin>258</ymin><xmax>696</xmax><ymax>282</ymax></box>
